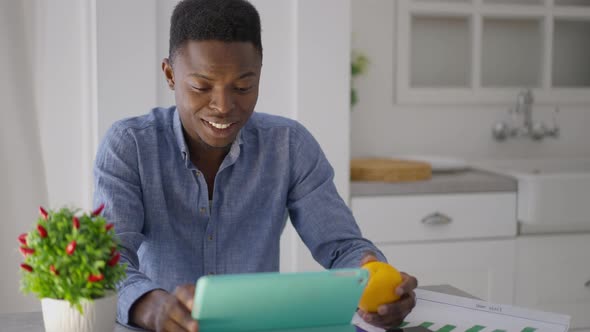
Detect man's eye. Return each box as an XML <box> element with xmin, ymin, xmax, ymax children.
<box><xmin>191</xmin><ymin>86</ymin><xmax>210</xmax><ymax>92</ymax></box>
<box><xmin>235</xmin><ymin>86</ymin><xmax>253</xmax><ymax>93</ymax></box>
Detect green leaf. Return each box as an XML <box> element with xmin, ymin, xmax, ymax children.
<box><xmin>350</xmin><ymin>51</ymin><xmax>370</xmax><ymax>108</ymax></box>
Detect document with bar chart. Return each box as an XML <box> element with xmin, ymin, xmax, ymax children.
<box><xmin>352</xmin><ymin>289</ymin><xmax>570</xmax><ymax>332</ymax></box>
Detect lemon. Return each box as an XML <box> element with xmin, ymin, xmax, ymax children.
<box><xmin>358</xmin><ymin>261</ymin><xmax>403</xmax><ymax>313</ymax></box>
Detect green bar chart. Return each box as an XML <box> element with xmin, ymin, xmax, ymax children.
<box><xmin>353</xmin><ymin>289</ymin><xmax>570</xmax><ymax>332</ymax></box>
<box><xmin>394</xmin><ymin>322</ymin><xmax>538</xmax><ymax>332</ymax></box>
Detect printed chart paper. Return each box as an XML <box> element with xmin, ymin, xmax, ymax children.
<box><xmin>352</xmin><ymin>289</ymin><xmax>570</xmax><ymax>332</ymax></box>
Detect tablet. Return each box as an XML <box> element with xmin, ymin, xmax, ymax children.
<box><xmin>192</xmin><ymin>268</ymin><xmax>369</xmax><ymax>332</ymax></box>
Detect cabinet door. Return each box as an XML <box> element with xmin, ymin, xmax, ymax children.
<box><xmin>379</xmin><ymin>239</ymin><xmax>516</xmax><ymax>304</ymax></box>
<box><xmin>395</xmin><ymin>0</ymin><xmax>590</xmax><ymax>104</ymax></box>
<box><xmin>515</xmin><ymin>235</ymin><xmax>590</xmax><ymax>329</ymax></box>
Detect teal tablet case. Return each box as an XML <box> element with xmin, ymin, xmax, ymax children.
<box><xmin>192</xmin><ymin>268</ymin><xmax>369</xmax><ymax>332</ymax></box>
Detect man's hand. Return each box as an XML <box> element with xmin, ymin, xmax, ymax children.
<box><xmin>131</xmin><ymin>284</ymin><xmax>199</xmax><ymax>332</ymax></box>
<box><xmin>358</xmin><ymin>255</ymin><xmax>418</xmax><ymax>329</ymax></box>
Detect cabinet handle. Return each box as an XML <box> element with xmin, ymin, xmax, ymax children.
<box><xmin>421</xmin><ymin>212</ymin><xmax>452</xmax><ymax>226</ymax></box>
<box><xmin>585</xmin><ymin>280</ymin><xmax>590</xmax><ymax>288</ymax></box>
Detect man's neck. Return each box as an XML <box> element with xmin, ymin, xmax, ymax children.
<box><xmin>189</xmin><ymin>141</ymin><xmax>230</xmax><ymax>168</ymax></box>
<box><xmin>183</xmin><ymin>129</ymin><xmax>231</xmax><ymax>166</ymax></box>
<box><xmin>189</xmin><ymin>142</ymin><xmax>230</xmax><ymax>200</ymax></box>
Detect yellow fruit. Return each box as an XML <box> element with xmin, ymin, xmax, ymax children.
<box><xmin>358</xmin><ymin>261</ymin><xmax>403</xmax><ymax>313</ymax></box>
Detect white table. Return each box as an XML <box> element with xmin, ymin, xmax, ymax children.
<box><xmin>0</xmin><ymin>285</ymin><xmax>473</xmax><ymax>332</ymax></box>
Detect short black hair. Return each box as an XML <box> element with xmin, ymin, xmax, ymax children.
<box><xmin>169</xmin><ymin>0</ymin><xmax>263</xmax><ymax>61</ymax></box>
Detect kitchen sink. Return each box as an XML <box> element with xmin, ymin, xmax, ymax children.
<box><xmin>471</xmin><ymin>158</ymin><xmax>590</xmax><ymax>227</ymax></box>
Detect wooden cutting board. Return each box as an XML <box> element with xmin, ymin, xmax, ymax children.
<box><xmin>351</xmin><ymin>158</ymin><xmax>432</xmax><ymax>182</ymax></box>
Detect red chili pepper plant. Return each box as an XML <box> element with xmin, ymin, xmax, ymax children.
<box><xmin>18</xmin><ymin>205</ymin><xmax>126</xmax><ymax>313</ymax></box>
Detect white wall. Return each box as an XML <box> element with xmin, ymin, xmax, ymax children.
<box><xmin>0</xmin><ymin>0</ymin><xmax>47</xmax><ymax>313</ymax></box>
<box><xmin>350</xmin><ymin>0</ymin><xmax>590</xmax><ymax>160</ymax></box>
<box><xmin>34</xmin><ymin>0</ymin><xmax>92</xmax><ymax>210</ymax></box>
<box><xmin>289</xmin><ymin>0</ymin><xmax>352</xmax><ymax>272</ymax></box>
<box><xmin>295</xmin><ymin>0</ymin><xmax>351</xmax><ymax>203</ymax></box>
<box><xmin>96</xmin><ymin>0</ymin><xmax>159</xmax><ymax>138</ymax></box>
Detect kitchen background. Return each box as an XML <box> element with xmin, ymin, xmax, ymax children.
<box><xmin>1</xmin><ymin>0</ymin><xmax>589</xmax><ymax>330</ymax></box>
<box><xmin>351</xmin><ymin>0</ymin><xmax>590</xmax><ymax>159</ymax></box>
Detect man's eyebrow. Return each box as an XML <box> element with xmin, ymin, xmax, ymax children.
<box><xmin>187</xmin><ymin>72</ymin><xmax>257</xmax><ymax>80</ymax></box>
<box><xmin>238</xmin><ymin>71</ymin><xmax>257</xmax><ymax>79</ymax></box>
<box><xmin>188</xmin><ymin>73</ymin><xmax>212</xmax><ymax>80</ymax></box>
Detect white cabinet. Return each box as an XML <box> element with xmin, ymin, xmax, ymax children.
<box><xmin>378</xmin><ymin>239</ymin><xmax>516</xmax><ymax>304</ymax></box>
<box><xmin>515</xmin><ymin>234</ymin><xmax>590</xmax><ymax>330</ymax></box>
<box><xmin>396</xmin><ymin>0</ymin><xmax>590</xmax><ymax>104</ymax></box>
<box><xmin>351</xmin><ymin>192</ymin><xmax>517</xmax><ymax>304</ymax></box>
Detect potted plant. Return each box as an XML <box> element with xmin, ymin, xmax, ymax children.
<box><xmin>351</xmin><ymin>51</ymin><xmax>370</xmax><ymax>108</ymax></box>
<box><xmin>17</xmin><ymin>204</ymin><xmax>126</xmax><ymax>332</ymax></box>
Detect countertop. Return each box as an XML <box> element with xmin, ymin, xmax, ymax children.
<box><xmin>0</xmin><ymin>285</ymin><xmax>473</xmax><ymax>332</ymax></box>
<box><xmin>351</xmin><ymin>169</ymin><xmax>516</xmax><ymax>197</ymax></box>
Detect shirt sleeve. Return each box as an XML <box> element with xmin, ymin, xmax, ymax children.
<box><xmin>286</xmin><ymin>123</ymin><xmax>387</xmax><ymax>269</ymax></box>
<box><xmin>93</xmin><ymin>123</ymin><xmax>164</xmax><ymax>328</ymax></box>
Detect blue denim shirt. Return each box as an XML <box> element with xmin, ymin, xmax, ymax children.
<box><xmin>93</xmin><ymin>107</ymin><xmax>385</xmax><ymax>326</ymax></box>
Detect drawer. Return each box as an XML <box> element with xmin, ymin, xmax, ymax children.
<box><xmin>351</xmin><ymin>192</ymin><xmax>517</xmax><ymax>243</ymax></box>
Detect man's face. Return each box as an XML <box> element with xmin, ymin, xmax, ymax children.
<box><xmin>164</xmin><ymin>40</ymin><xmax>262</xmax><ymax>149</ymax></box>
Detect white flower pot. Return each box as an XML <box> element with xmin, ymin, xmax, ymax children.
<box><xmin>41</xmin><ymin>291</ymin><xmax>117</xmax><ymax>332</ymax></box>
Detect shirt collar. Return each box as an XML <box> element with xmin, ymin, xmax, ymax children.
<box><xmin>173</xmin><ymin>108</ymin><xmax>244</xmax><ymax>168</ymax></box>
<box><xmin>173</xmin><ymin>108</ymin><xmax>189</xmax><ymax>163</ymax></box>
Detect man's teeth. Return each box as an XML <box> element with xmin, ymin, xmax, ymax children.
<box><xmin>207</xmin><ymin>121</ymin><xmax>232</xmax><ymax>129</ymax></box>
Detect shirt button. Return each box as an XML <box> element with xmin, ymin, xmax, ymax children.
<box><xmin>200</xmin><ymin>207</ymin><xmax>206</xmax><ymax>215</ymax></box>
<box><xmin>208</xmin><ymin>235</ymin><xmax>213</xmax><ymax>241</ymax></box>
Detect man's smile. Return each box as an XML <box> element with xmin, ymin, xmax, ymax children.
<box><xmin>200</xmin><ymin>118</ymin><xmax>240</xmax><ymax>139</ymax></box>
<box><xmin>203</xmin><ymin>119</ymin><xmax>236</xmax><ymax>129</ymax></box>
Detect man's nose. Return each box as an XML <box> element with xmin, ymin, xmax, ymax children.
<box><xmin>209</xmin><ymin>88</ymin><xmax>235</xmax><ymax>114</ymax></box>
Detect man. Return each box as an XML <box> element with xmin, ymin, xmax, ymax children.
<box><xmin>93</xmin><ymin>0</ymin><xmax>417</xmax><ymax>331</ymax></box>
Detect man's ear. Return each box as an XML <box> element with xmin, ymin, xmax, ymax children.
<box><xmin>162</xmin><ymin>58</ymin><xmax>175</xmax><ymax>90</ymax></box>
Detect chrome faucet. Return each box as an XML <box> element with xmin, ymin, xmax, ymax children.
<box><xmin>492</xmin><ymin>89</ymin><xmax>560</xmax><ymax>141</ymax></box>
<box><xmin>516</xmin><ymin>89</ymin><xmax>534</xmax><ymax>132</ymax></box>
